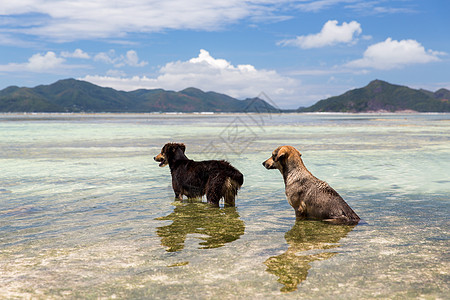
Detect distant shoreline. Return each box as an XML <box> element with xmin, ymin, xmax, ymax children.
<box><xmin>1</xmin><ymin>111</ymin><xmax>449</xmax><ymax>117</ymax></box>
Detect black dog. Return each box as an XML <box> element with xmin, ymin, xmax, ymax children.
<box><xmin>154</xmin><ymin>143</ymin><xmax>244</xmax><ymax>206</ymax></box>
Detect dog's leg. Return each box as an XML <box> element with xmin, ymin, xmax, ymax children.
<box><xmin>206</xmin><ymin>193</ymin><xmax>220</xmax><ymax>206</ymax></box>
<box><xmin>294</xmin><ymin>209</ymin><xmax>307</xmax><ymax>219</ymax></box>
<box><xmin>172</xmin><ymin>187</ymin><xmax>183</xmax><ymax>201</ymax></box>
<box><xmin>172</xmin><ymin>180</ymin><xmax>183</xmax><ymax>201</ymax></box>
<box><xmin>206</xmin><ymin>180</ymin><xmax>222</xmax><ymax>207</ymax></box>
<box><xmin>174</xmin><ymin>192</ymin><xmax>183</xmax><ymax>201</ymax></box>
<box><xmin>224</xmin><ymin>194</ymin><xmax>235</xmax><ymax>207</ymax></box>
<box><xmin>204</xmin><ymin>174</ymin><xmax>226</xmax><ymax>207</ymax></box>
<box><xmin>294</xmin><ymin>200</ymin><xmax>307</xmax><ymax>218</ymax></box>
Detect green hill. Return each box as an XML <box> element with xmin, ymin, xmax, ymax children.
<box><xmin>0</xmin><ymin>79</ymin><xmax>279</xmax><ymax>113</ymax></box>
<box><xmin>300</xmin><ymin>80</ymin><xmax>450</xmax><ymax>112</ymax></box>
<box><xmin>2</xmin><ymin>78</ymin><xmax>449</xmax><ymax>113</ymax></box>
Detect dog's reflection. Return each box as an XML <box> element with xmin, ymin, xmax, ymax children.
<box><xmin>265</xmin><ymin>220</ymin><xmax>356</xmax><ymax>292</ymax></box>
<box><xmin>156</xmin><ymin>201</ymin><xmax>245</xmax><ymax>252</ymax></box>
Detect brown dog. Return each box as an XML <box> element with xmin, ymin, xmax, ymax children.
<box><xmin>263</xmin><ymin>146</ymin><xmax>360</xmax><ymax>225</ymax></box>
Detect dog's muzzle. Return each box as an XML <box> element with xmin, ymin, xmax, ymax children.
<box><xmin>154</xmin><ymin>153</ymin><xmax>168</xmax><ymax>167</ymax></box>
<box><xmin>262</xmin><ymin>159</ymin><xmax>276</xmax><ymax>169</ymax></box>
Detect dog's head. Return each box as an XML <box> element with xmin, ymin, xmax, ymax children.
<box><xmin>262</xmin><ymin>146</ymin><xmax>301</xmax><ymax>171</ymax></box>
<box><xmin>154</xmin><ymin>143</ymin><xmax>186</xmax><ymax>167</ymax></box>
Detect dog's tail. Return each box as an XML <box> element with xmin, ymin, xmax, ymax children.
<box><xmin>222</xmin><ymin>169</ymin><xmax>244</xmax><ymax>207</ymax></box>
<box><xmin>222</xmin><ymin>177</ymin><xmax>240</xmax><ymax>207</ymax></box>
<box><xmin>225</xmin><ymin>166</ymin><xmax>244</xmax><ymax>186</ymax></box>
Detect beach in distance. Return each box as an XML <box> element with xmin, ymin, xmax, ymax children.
<box><xmin>0</xmin><ymin>113</ymin><xmax>449</xmax><ymax>298</ymax></box>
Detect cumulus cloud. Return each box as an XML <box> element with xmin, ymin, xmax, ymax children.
<box><xmin>279</xmin><ymin>20</ymin><xmax>362</xmax><ymax>49</ymax></box>
<box><xmin>81</xmin><ymin>49</ymin><xmax>298</xmax><ymax>106</ymax></box>
<box><xmin>0</xmin><ymin>48</ymin><xmax>146</xmax><ymax>73</ymax></box>
<box><xmin>346</xmin><ymin>38</ymin><xmax>445</xmax><ymax>70</ymax></box>
<box><xmin>94</xmin><ymin>51</ymin><xmax>116</xmax><ymax>65</ymax></box>
<box><xmin>0</xmin><ymin>50</ymin><xmax>95</xmax><ymax>73</ymax></box>
<box><xmin>26</xmin><ymin>52</ymin><xmax>66</xmax><ymax>71</ymax></box>
<box><xmin>123</xmin><ymin>50</ymin><xmax>148</xmax><ymax>67</ymax></box>
<box><xmin>94</xmin><ymin>50</ymin><xmax>147</xmax><ymax>67</ymax></box>
<box><xmin>0</xmin><ymin>51</ymin><xmax>66</xmax><ymax>72</ymax></box>
<box><xmin>60</xmin><ymin>49</ymin><xmax>90</xmax><ymax>59</ymax></box>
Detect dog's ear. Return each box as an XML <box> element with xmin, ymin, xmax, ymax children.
<box><xmin>161</xmin><ymin>144</ymin><xmax>169</xmax><ymax>154</ymax></box>
<box><xmin>274</xmin><ymin>147</ymin><xmax>287</xmax><ymax>162</ymax></box>
<box><xmin>162</xmin><ymin>143</ymin><xmax>176</xmax><ymax>154</ymax></box>
<box><xmin>179</xmin><ymin>143</ymin><xmax>186</xmax><ymax>153</ymax></box>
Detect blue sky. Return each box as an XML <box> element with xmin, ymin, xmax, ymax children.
<box><xmin>0</xmin><ymin>0</ymin><xmax>449</xmax><ymax>108</ymax></box>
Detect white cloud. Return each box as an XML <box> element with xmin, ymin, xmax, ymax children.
<box><xmin>0</xmin><ymin>1</ymin><xmax>418</xmax><ymax>43</ymax></box>
<box><xmin>344</xmin><ymin>1</ymin><xmax>417</xmax><ymax>14</ymax></box>
<box><xmin>0</xmin><ymin>33</ymin><xmax>38</xmax><ymax>47</ymax></box>
<box><xmin>0</xmin><ymin>51</ymin><xmax>66</xmax><ymax>72</ymax></box>
<box><xmin>0</xmin><ymin>51</ymin><xmax>91</xmax><ymax>73</ymax></box>
<box><xmin>1</xmin><ymin>1</ymin><xmax>294</xmax><ymax>41</ymax></box>
<box><xmin>81</xmin><ymin>49</ymin><xmax>299</xmax><ymax>107</ymax></box>
<box><xmin>296</xmin><ymin>0</ymin><xmax>416</xmax><ymax>14</ymax></box>
<box><xmin>94</xmin><ymin>50</ymin><xmax>147</xmax><ymax>67</ymax></box>
<box><xmin>124</xmin><ymin>50</ymin><xmax>148</xmax><ymax>67</ymax></box>
<box><xmin>60</xmin><ymin>49</ymin><xmax>90</xmax><ymax>59</ymax></box>
<box><xmin>26</xmin><ymin>52</ymin><xmax>65</xmax><ymax>71</ymax></box>
<box><xmin>189</xmin><ymin>49</ymin><xmax>232</xmax><ymax>69</ymax></box>
<box><xmin>106</xmin><ymin>69</ymin><xmax>127</xmax><ymax>77</ymax></box>
<box><xmin>296</xmin><ymin>0</ymin><xmax>355</xmax><ymax>12</ymax></box>
<box><xmin>346</xmin><ymin>38</ymin><xmax>445</xmax><ymax>70</ymax></box>
<box><xmin>279</xmin><ymin>20</ymin><xmax>362</xmax><ymax>49</ymax></box>
<box><xmin>0</xmin><ymin>48</ymin><xmax>91</xmax><ymax>73</ymax></box>
<box><xmin>94</xmin><ymin>50</ymin><xmax>116</xmax><ymax>64</ymax></box>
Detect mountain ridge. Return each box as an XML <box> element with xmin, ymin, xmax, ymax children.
<box><xmin>0</xmin><ymin>79</ymin><xmax>279</xmax><ymax>113</ymax></box>
<box><xmin>0</xmin><ymin>78</ymin><xmax>449</xmax><ymax>113</ymax></box>
<box><xmin>299</xmin><ymin>79</ymin><xmax>450</xmax><ymax>112</ymax></box>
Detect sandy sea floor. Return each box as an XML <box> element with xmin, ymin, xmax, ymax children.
<box><xmin>0</xmin><ymin>113</ymin><xmax>449</xmax><ymax>299</ymax></box>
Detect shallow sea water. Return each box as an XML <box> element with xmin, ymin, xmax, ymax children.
<box><xmin>0</xmin><ymin>113</ymin><xmax>449</xmax><ymax>299</ymax></box>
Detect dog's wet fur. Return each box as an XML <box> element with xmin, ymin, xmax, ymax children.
<box><xmin>154</xmin><ymin>143</ymin><xmax>243</xmax><ymax>206</ymax></box>
<box><xmin>263</xmin><ymin>145</ymin><xmax>360</xmax><ymax>225</ymax></box>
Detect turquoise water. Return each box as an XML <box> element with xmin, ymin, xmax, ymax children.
<box><xmin>0</xmin><ymin>113</ymin><xmax>449</xmax><ymax>299</ymax></box>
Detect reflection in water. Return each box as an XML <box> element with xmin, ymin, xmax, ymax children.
<box><xmin>156</xmin><ymin>201</ymin><xmax>245</xmax><ymax>252</ymax></box>
<box><xmin>265</xmin><ymin>220</ymin><xmax>356</xmax><ymax>292</ymax></box>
